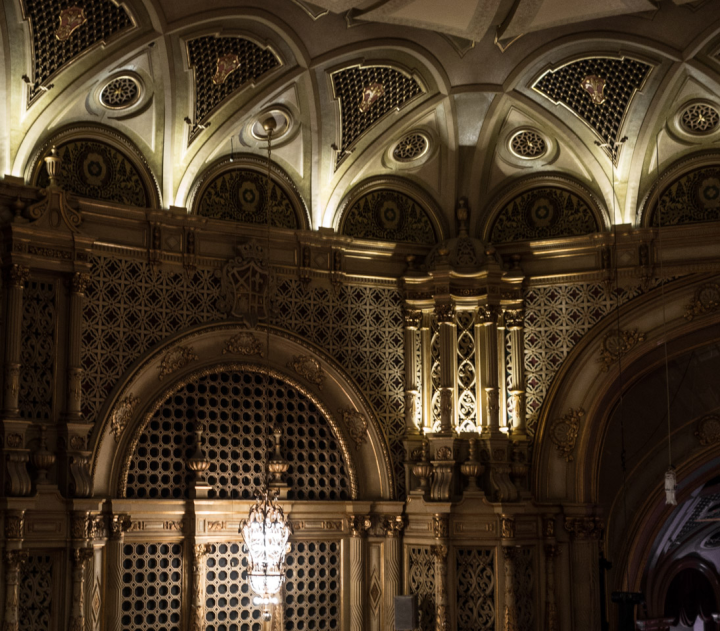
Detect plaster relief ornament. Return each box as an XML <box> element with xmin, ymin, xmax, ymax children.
<box><xmin>111</xmin><ymin>394</ymin><xmax>140</xmax><ymax>440</ymax></box>
<box><xmin>581</xmin><ymin>75</ymin><xmax>606</xmax><ymax>105</ymax></box>
<box><xmin>549</xmin><ymin>408</ymin><xmax>584</xmax><ymax>462</ymax></box>
<box><xmin>217</xmin><ymin>241</ymin><xmax>270</xmax><ymax>326</ymax></box>
<box><xmin>339</xmin><ymin>409</ymin><xmax>368</xmax><ymax>449</ymax></box>
<box><xmin>287</xmin><ymin>355</ymin><xmax>325</xmax><ymax>389</ymax></box>
<box><xmin>359</xmin><ymin>82</ymin><xmax>385</xmax><ymax>113</ymax></box>
<box><xmin>696</xmin><ymin>415</ymin><xmax>720</xmax><ymax>446</ymax></box>
<box><xmin>56</xmin><ymin>6</ymin><xmax>87</xmax><ymax>41</ymax></box>
<box><xmin>685</xmin><ymin>283</ymin><xmax>720</xmax><ymax>321</ymax></box>
<box><xmin>157</xmin><ymin>345</ymin><xmax>198</xmax><ymax>380</ymax></box>
<box><xmin>598</xmin><ymin>328</ymin><xmax>646</xmax><ymax>372</ymax></box>
<box><xmin>223</xmin><ymin>331</ymin><xmax>264</xmax><ymax>356</ymax></box>
<box><xmin>213</xmin><ymin>53</ymin><xmax>241</xmax><ymax>85</ymax></box>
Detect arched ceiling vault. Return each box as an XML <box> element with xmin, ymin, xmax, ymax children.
<box><xmin>3</xmin><ymin>0</ymin><xmax>720</xmax><ymax>233</ymax></box>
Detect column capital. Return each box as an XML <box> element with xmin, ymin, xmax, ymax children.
<box><xmin>6</xmin><ymin>265</ymin><xmax>29</xmax><ymax>288</ymax></box>
<box><xmin>70</xmin><ymin>272</ymin><xmax>91</xmax><ymax>295</ymax></box>
<box><xmin>434</xmin><ymin>302</ymin><xmax>455</xmax><ymax>324</ymax></box>
<box><xmin>4</xmin><ymin>549</ymin><xmax>28</xmax><ymax>570</ymax></box>
<box><xmin>383</xmin><ymin>514</ymin><xmax>406</xmax><ymax>537</ymax></box>
<box><xmin>348</xmin><ymin>514</ymin><xmax>372</xmax><ymax>538</ymax></box>
<box><xmin>564</xmin><ymin>516</ymin><xmax>604</xmax><ymax>540</ymax></box>
<box><xmin>504</xmin><ymin>309</ymin><xmax>525</xmax><ymax>329</ymax></box>
<box><xmin>402</xmin><ymin>308</ymin><xmax>423</xmax><ymax>330</ymax></box>
<box><xmin>475</xmin><ymin>305</ymin><xmax>500</xmax><ymax>325</ymax></box>
<box><xmin>72</xmin><ymin>547</ymin><xmax>94</xmax><ymax>567</ymax></box>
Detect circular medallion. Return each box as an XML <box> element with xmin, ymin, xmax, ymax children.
<box><xmin>375</xmin><ymin>199</ymin><xmax>404</xmax><ymax>231</ymax></box>
<box><xmin>236</xmin><ymin>179</ymin><xmax>261</xmax><ymax>212</ymax></box>
<box><xmin>694</xmin><ymin>173</ymin><xmax>720</xmax><ymax>210</ymax></box>
<box><xmin>525</xmin><ymin>194</ymin><xmax>559</xmax><ymax>229</ymax></box>
<box><xmin>509</xmin><ymin>130</ymin><xmax>547</xmax><ymax>159</ymax></box>
<box><xmin>680</xmin><ymin>103</ymin><xmax>720</xmax><ymax>135</ymax></box>
<box><xmin>100</xmin><ymin>76</ymin><xmax>142</xmax><ymax>110</ymax></box>
<box><xmin>77</xmin><ymin>146</ymin><xmax>113</xmax><ymax>188</ymax></box>
<box><xmin>393</xmin><ymin>133</ymin><xmax>429</xmax><ymax>162</ymax></box>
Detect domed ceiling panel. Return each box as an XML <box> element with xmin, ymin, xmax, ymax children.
<box><xmin>340</xmin><ymin>189</ymin><xmax>437</xmax><ymax>244</ymax></box>
<box><xmin>651</xmin><ymin>165</ymin><xmax>720</xmax><ymax>227</ymax></box>
<box><xmin>185</xmin><ymin>35</ymin><xmax>281</xmax><ymax>144</ymax></box>
<box><xmin>533</xmin><ymin>56</ymin><xmax>652</xmax><ymax>164</ymax></box>
<box><xmin>331</xmin><ymin>65</ymin><xmax>424</xmax><ymax>168</ymax></box>
<box><xmin>489</xmin><ymin>187</ymin><xmax>600</xmax><ymax>243</ymax></box>
<box><xmin>21</xmin><ymin>0</ymin><xmax>136</xmax><ymax>107</ymax></box>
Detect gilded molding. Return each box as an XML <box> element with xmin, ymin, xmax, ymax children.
<box><xmin>597</xmin><ymin>329</ymin><xmax>646</xmax><ymax>372</ymax></box>
<box><xmin>549</xmin><ymin>408</ymin><xmax>584</xmax><ymax>462</ymax></box>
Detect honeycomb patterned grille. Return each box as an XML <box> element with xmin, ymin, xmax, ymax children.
<box><xmin>509</xmin><ymin>130</ymin><xmax>546</xmax><ymax>159</ymax></box>
<box><xmin>22</xmin><ymin>0</ymin><xmax>135</xmax><ymax>107</ymax></box>
<box><xmin>332</xmin><ymin>66</ymin><xmax>424</xmax><ymax>167</ymax></box>
<box><xmin>206</xmin><ymin>541</ymin><xmax>340</xmax><ymax>631</ymax></box>
<box><xmin>680</xmin><ymin>103</ymin><xmax>720</xmax><ymax>134</ymax></box>
<box><xmin>100</xmin><ymin>76</ymin><xmax>140</xmax><ymax>109</ymax></box>
<box><xmin>533</xmin><ymin>57</ymin><xmax>651</xmax><ymax>163</ymax></box>
<box><xmin>125</xmin><ymin>369</ymin><xmax>350</xmax><ymax>501</ymax></box>
<box><xmin>393</xmin><ymin>133</ymin><xmax>428</xmax><ymax>162</ymax></box>
<box><xmin>186</xmin><ymin>36</ymin><xmax>280</xmax><ymax>143</ymax></box>
<box><xmin>121</xmin><ymin>543</ymin><xmax>183</xmax><ymax>631</ymax></box>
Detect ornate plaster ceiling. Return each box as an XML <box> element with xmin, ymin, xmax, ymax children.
<box><xmin>1</xmin><ymin>0</ymin><xmax>720</xmax><ymax>234</ymax></box>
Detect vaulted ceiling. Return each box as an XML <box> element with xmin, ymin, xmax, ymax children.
<box><xmin>2</xmin><ymin>0</ymin><xmax>720</xmax><ymax>235</ymax></box>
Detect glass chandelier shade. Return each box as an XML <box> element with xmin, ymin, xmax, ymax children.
<box><xmin>241</xmin><ymin>487</ymin><xmax>292</xmax><ymax>607</ymax></box>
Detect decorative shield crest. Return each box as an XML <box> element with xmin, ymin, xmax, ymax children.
<box><xmin>213</xmin><ymin>53</ymin><xmax>240</xmax><ymax>85</ymax></box>
<box><xmin>56</xmin><ymin>6</ymin><xmax>87</xmax><ymax>42</ymax></box>
<box><xmin>359</xmin><ymin>82</ymin><xmax>385</xmax><ymax>113</ymax></box>
<box><xmin>217</xmin><ymin>241</ymin><xmax>270</xmax><ymax>325</ymax></box>
<box><xmin>581</xmin><ymin>75</ymin><xmax>606</xmax><ymax>105</ymax></box>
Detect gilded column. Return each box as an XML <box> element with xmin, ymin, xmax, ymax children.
<box><xmin>383</xmin><ymin>515</ymin><xmax>405</xmax><ymax>631</ymax></box>
<box><xmin>403</xmin><ymin>309</ymin><xmax>422</xmax><ymax>435</ymax></box>
<box><xmin>106</xmin><ymin>514</ymin><xmax>131</xmax><ymax>631</ymax></box>
<box><xmin>432</xmin><ymin>514</ymin><xmax>449</xmax><ymax>631</ymax></box>
<box><xmin>3</xmin><ymin>550</ymin><xmax>28</xmax><ymax>631</ymax></box>
<box><xmin>3</xmin><ymin>265</ymin><xmax>28</xmax><ymax>416</ymax></box>
<box><xmin>66</xmin><ymin>273</ymin><xmax>90</xmax><ymax>421</ymax></box>
<box><xmin>349</xmin><ymin>515</ymin><xmax>370</xmax><ymax>631</ymax></box>
<box><xmin>69</xmin><ymin>548</ymin><xmax>94</xmax><ymax>631</ymax></box>
<box><xmin>505</xmin><ymin>309</ymin><xmax>527</xmax><ymax>437</ymax></box>
<box><xmin>565</xmin><ymin>517</ymin><xmax>603</xmax><ymax>631</ymax></box>
<box><xmin>477</xmin><ymin>307</ymin><xmax>500</xmax><ymax>434</ymax></box>
<box><xmin>435</xmin><ymin>303</ymin><xmax>456</xmax><ymax>435</ymax></box>
<box><xmin>190</xmin><ymin>543</ymin><xmax>212</xmax><ymax>631</ymax></box>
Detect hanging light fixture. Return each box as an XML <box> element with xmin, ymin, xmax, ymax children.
<box><xmin>239</xmin><ymin>112</ymin><xmax>292</xmax><ymax>623</ymax></box>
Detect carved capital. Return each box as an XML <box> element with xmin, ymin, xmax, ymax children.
<box><xmin>504</xmin><ymin>309</ymin><xmax>525</xmax><ymax>329</ymax></box>
<box><xmin>564</xmin><ymin>516</ymin><xmax>603</xmax><ymax>540</ymax></box>
<box><xmin>431</xmin><ymin>544</ymin><xmax>448</xmax><ymax>561</ymax></box>
<box><xmin>111</xmin><ymin>514</ymin><xmax>132</xmax><ymax>537</ymax></box>
<box><xmin>348</xmin><ymin>514</ymin><xmax>371</xmax><ymax>538</ymax></box>
<box><xmin>72</xmin><ymin>547</ymin><xmax>94</xmax><ymax>568</ymax></box>
<box><xmin>544</xmin><ymin>543</ymin><xmax>560</xmax><ymax>559</ymax></box>
<box><xmin>434</xmin><ymin>302</ymin><xmax>455</xmax><ymax>324</ymax></box>
<box><xmin>70</xmin><ymin>511</ymin><xmax>90</xmax><ymax>540</ymax></box>
<box><xmin>402</xmin><ymin>309</ymin><xmax>422</xmax><ymax>330</ymax></box>
<box><xmin>476</xmin><ymin>305</ymin><xmax>500</xmax><ymax>325</ymax></box>
<box><xmin>383</xmin><ymin>515</ymin><xmax>406</xmax><ymax>538</ymax></box>
<box><xmin>7</xmin><ymin>265</ymin><xmax>29</xmax><ymax>289</ymax></box>
<box><xmin>193</xmin><ymin>543</ymin><xmax>213</xmax><ymax>564</ymax></box>
<box><xmin>70</xmin><ymin>272</ymin><xmax>91</xmax><ymax>295</ymax></box>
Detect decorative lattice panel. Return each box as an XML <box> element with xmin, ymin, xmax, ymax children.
<box><xmin>515</xmin><ymin>548</ymin><xmax>535</xmax><ymax>630</ymax></box>
<box><xmin>35</xmin><ymin>140</ymin><xmax>150</xmax><ymax>207</ymax></box>
<box><xmin>680</xmin><ymin>103</ymin><xmax>720</xmax><ymax>134</ymax></box>
<box><xmin>489</xmin><ymin>187</ymin><xmax>599</xmax><ymax>244</ymax></box>
<box><xmin>651</xmin><ymin>166</ymin><xmax>720</xmax><ymax>227</ymax></box>
<box><xmin>19</xmin><ymin>552</ymin><xmax>54</xmax><ymax>631</ymax></box>
<box><xmin>21</xmin><ymin>0</ymin><xmax>135</xmax><ymax>106</ymax></box>
<box><xmin>100</xmin><ymin>76</ymin><xmax>141</xmax><ymax>109</ymax></box>
<box><xmin>393</xmin><ymin>133</ymin><xmax>428</xmax><ymax>162</ymax></box>
<box><xmin>20</xmin><ymin>280</ymin><xmax>56</xmax><ymax>421</ymax></box>
<box><xmin>533</xmin><ymin>57</ymin><xmax>651</xmax><ymax>163</ymax></box>
<box><xmin>206</xmin><ymin>541</ymin><xmax>340</xmax><ymax>631</ymax></box>
<box><xmin>272</xmin><ymin>281</ymin><xmax>405</xmax><ymax>497</ymax></box>
<box><xmin>126</xmin><ymin>370</ymin><xmax>350</xmax><ymax>501</ymax></box>
<box><xmin>82</xmin><ymin>256</ymin><xmax>222</xmax><ymax>425</ymax></box>
<box><xmin>509</xmin><ymin>130</ymin><xmax>546</xmax><ymax>159</ymax></box>
<box><xmin>408</xmin><ymin>546</ymin><xmax>435</xmax><ymax>631</ymax></box>
<box><xmin>456</xmin><ymin>310</ymin><xmax>477</xmax><ymax>432</ymax></box>
<box><xmin>196</xmin><ymin>169</ymin><xmax>299</xmax><ymax>228</ymax></box>
<box><xmin>456</xmin><ymin>548</ymin><xmax>495</xmax><ymax>631</ymax></box>
<box><xmin>186</xmin><ymin>36</ymin><xmax>280</xmax><ymax>143</ymax></box>
<box><xmin>341</xmin><ymin>189</ymin><xmax>436</xmax><ymax>245</ymax></box>
<box><xmin>523</xmin><ymin>282</ymin><xmax>644</xmax><ymax>435</ymax></box>
<box><xmin>331</xmin><ymin>66</ymin><xmax>424</xmax><ymax>166</ymax></box>
<box><xmin>121</xmin><ymin>543</ymin><xmax>183</xmax><ymax>631</ymax></box>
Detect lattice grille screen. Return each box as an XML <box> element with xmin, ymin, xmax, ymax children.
<box><xmin>20</xmin><ymin>280</ymin><xmax>55</xmax><ymax>421</ymax></box>
<box><xmin>515</xmin><ymin>547</ymin><xmax>535</xmax><ymax>630</ymax></box>
<box><xmin>121</xmin><ymin>543</ymin><xmax>183</xmax><ymax>631</ymax></box>
<box><xmin>408</xmin><ymin>546</ymin><xmax>435</xmax><ymax>631</ymax></box>
<box><xmin>126</xmin><ymin>370</ymin><xmax>350</xmax><ymax>500</ymax></box>
<box><xmin>429</xmin><ymin>317</ymin><xmax>441</xmax><ymax>433</ymax></box>
<box><xmin>456</xmin><ymin>310</ymin><xmax>477</xmax><ymax>432</ymax></box>
<box><xmin>206</xmin><ymin>541</ymin><xmax>340</xmax><ymax>631</ymax></box>
<box><xmin>22</xmin><ymin>0</ymin><xmax>135</xmax><ymax>106</ymax></box>
<box><xmin>19</xmin><ymin>552</ymin><xmax>54</xmax><ymax>631</ymax></box>
<box><xmin>456</xmin><ymin>548</ymin><xmax>495</xmax><ymax>631</ymax></box>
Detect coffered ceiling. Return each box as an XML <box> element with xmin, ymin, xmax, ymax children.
<box><xmin>2</xmin><ymin>0</ymin><xmax>720</xmax><ymax>233</ymax></box>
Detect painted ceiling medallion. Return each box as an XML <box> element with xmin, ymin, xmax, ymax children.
<box><xmin>55</xmin><ymin>6</ymin><xmax>87</xmax><ymax>42</ymax></box>
<box><xmin>212</xmin><ymin>53</ymin><xmax>241</xmax><ymax>85</ymax></box>
<box><xmin>581</xmin><ymin>75</ymin><xmax>606</xmax><ymax>105</ymax></box>
<box><xmin>359</xmin><ymin>82</ymin><xmax>385</xmax><ymax>113</ymax></box>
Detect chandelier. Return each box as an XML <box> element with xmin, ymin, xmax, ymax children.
<box><xmin>240</xmin><ymin>486</ymin><xmax>292</xmax><ymax>620</ymax></box>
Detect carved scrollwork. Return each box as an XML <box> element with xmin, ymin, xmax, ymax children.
<box><xmin>110</xmin><ymin>394</ymin><xmax>140</xmax><ymax>440</ymax></box>
<box><xmin>158</xmin><ymin>345</ymin><xmax>198</xmax><ymax>381</ymax></box>
<box><xmin>339</xmin><ymin>409</ymin><xmax>368</xmax><ymax>449</ymax></box>
<box><xmin>685</xmin><ymin>283</ymin><xmax>720</xmax><ymax>321</ymax></box>
<box><xmin>549</xmin><ymin>407</ymin><xmax>584</xmax><ymax>462</ymax></box>
<box><xmin>287</xmin><ymin>355</ymin><xmax>325</xmax><ymax>389</ymax></box>
<box><xmin>222</xmin><ymin>331</ymin><xmax>264</xmax><ymax>356</ymax></box>
<box><xmin>598</xmin><ymin>328</ymin><xmax>646</xmax><ymax>372</ymax></box>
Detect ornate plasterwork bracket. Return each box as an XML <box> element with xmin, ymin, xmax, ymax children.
<box><xmin>287</xmin><ymin>355</ymin><xmax>325</xmax><ymax>389</ymax></box>
<box><xmin>110</xmin><ymin>394</ymin><xmax>140</xmax><ymax>441</ymax></box>
<box><xmin>598</xmin><ymin>329</ymin><xmax>646</xmax><ymax>372</ymax></box>
<box><xmin>549</xmin><ymin>408</ymin><xmax>584</xmax><ymax>462</ymax></box>
<box><xmin>685</xmin><ymin>283</ymin><xmax>720</xmax><ymax>321</ymax></box>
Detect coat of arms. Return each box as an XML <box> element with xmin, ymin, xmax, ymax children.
<box><xmin>217</xmin><ymin>241</ymin><xmax>271</xmax><ymax>326</ymax></box>
<box><xmin>359</xmin><ymin>82</ymin><xmax>385</xmax><ymax>113</ymax></box>
<box><xmin>213</xmin><ymin>53</ymin><xmax>240</xmax><ymax>85</ymax></box>
<box><xmin>581</xmin><ymin>75</ymin><xmax>606</xmax><ymax>105</ymax></box>
<box><xmin>56</xmin><ymin>6</ymin><xmax>87</xmax><ymax>42</ymax></box>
